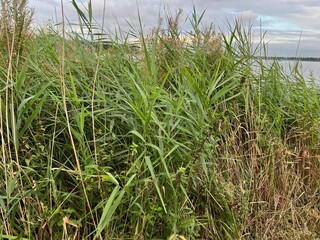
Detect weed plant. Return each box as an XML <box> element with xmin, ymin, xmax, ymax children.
<box><xmin>0</xmin><ymin>1</ymin><xmax>319</xmax><ymax>239</ymax></box>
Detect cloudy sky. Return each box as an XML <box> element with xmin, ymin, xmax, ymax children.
<box><xmin>28</xmin><ymin>0</ymin><xmax>320</xmax><ymax>57</ymax></box>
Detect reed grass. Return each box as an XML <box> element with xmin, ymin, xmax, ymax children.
<box><xmin>0</xmin><ymin>1</ymin><xmax>319</xmax><ymax>239</ymax></box>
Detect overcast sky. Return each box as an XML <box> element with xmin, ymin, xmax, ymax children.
<box><xmin>28</xmin><ymin>0</ymin><xmax>320</xmax><ymax>57</ymax></box>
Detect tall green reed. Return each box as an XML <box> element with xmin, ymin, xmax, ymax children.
<box><xmin>1</xmin><ymin>1</ymin><xmax>319</xmax><ymax>239</ymax></box>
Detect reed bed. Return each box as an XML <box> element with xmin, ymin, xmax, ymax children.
<box><xmin>0</xmin><ymin>1</ymin><xmax>319</xmax><ymax>239</ymax></box>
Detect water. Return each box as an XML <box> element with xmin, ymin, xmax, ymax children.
<box><xmin>280</xmin><ymin>60</ymin><xmax>320</xmax><ymax>81</ymax></box>
<box><xmin>265</xmin><ymin>60</ymin><xmax>320</xmax><ymax>83</ymax></box>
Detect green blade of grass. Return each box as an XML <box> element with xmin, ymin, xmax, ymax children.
<box><xmin>145</xmin><ymin>156</ymin><xmax>167</xmax><ymax>213</ymax></box>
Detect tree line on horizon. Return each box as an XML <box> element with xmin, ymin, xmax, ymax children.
<box><xmin>258</xmin><ymin>56</ymin><xmax>320</xmax><ymax>62</ymax></box>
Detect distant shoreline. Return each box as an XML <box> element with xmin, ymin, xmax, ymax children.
<box><xmin>257</xmin><ymin>56</ymin><xmax>320</xmax><ymax>62</ymax></box>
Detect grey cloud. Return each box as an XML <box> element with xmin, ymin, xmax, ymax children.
<box><xmin>27</xmin><ymin>0</ymin><xmax>320</xmax><ymax>56</ymax></box>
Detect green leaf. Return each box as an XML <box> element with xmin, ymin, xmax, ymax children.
<box><xmin>19</xmin><ymin>94</ymin><xmax>47</xmax><ymax>137</ymax></box>
<box><xmin>145</xmin><ymin>156</ymin><xmax>167</xmax><ymax>213</ymax></box>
